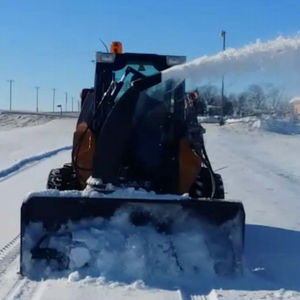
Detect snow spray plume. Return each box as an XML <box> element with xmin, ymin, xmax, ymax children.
<box><xmin>162</xmin><ymin>35</ymin><xmax>300</xmax><ymax>83</ymax></box>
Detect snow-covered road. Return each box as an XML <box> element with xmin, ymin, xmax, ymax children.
<box><xmin>203</xmin><ymin>121</ymin><xmax>300</xmax><ymax>299</ymax></box>
<box><xmin>0</xmin><ymin>114</ymin><xmax>300</xmax><ymax>299</ymax></box>
<box><xmin>0</xmin><ymin>115</ymin><xmax>75</xmax><ymax>248</ymax></box>
<box><xmin>206</xmin><ymin>123</ymin><xmax>300</xmax><ymax>230</ymax></box>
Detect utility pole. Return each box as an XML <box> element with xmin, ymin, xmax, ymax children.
<box><xmin>219</xmin><ymin>30</ymin><xmax>226</xmax><ymax>126</ymax></box>
<box><xmin>71</xmin><ymin>96</ymin><xmax>74</xmax><ymax>112</ymax></box>
<box><xmin>78</xmin><ymin>100</ymin><xmax>80</xmax><ymax>112</ymax></box>
<box><xmin>52</xmin><ymin>88</ymin><xmax>56</xmax><ymax>112</ymax></box>
<box><xmin>57</xmin><ymin>104</ymin><xmax>62</xmax><ymax>116</ymax></box>
<box><xmin>65</xmin><ymin>92</ymin><xmax>68</xmax><ymax>112</ymax></box>
<box><xmin>35</xmin><ymin>86</ymin><xmax>40</xmax><ymax>112</ymax></box>
<box><xmin>7</xmin><ymin>79</ymin><xmax>14</xmax><ymax>111</ymax></box>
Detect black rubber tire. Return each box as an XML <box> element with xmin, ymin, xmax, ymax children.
<box><xmin>189</xmin><ymin>167</ymin><xmax>224</xmax><ymax>199</ymax></box>
<box><xmin>47</xmin><ymin>164</ymin><xmax>78</xmax><ymax>191</ymax></box>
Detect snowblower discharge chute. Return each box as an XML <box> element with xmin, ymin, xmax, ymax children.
<box><xmin>20</xmin><ymin>44</ymin><xmax>245</xmax><ymax>277</ymax></box>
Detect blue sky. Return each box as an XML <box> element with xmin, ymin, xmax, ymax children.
<box><xmin>1</xmin><ymin>0</ymin><xmax>299</xmax><ymax>111</ymax></box>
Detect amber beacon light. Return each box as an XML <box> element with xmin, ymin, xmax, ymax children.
<box><xmin>110</xmin><ymin>41</ymin><xmax>123</xmax><ymax>54</ymax></box>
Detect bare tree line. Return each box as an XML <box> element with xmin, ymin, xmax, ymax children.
<box><xmin>194</xmin><ymin>83</ymin><xmax>290</xmax><ymax>117</ymax></box>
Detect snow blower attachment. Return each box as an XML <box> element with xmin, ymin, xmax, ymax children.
<box><xmin>20</xmin><ymin>44</ymin><xmax>245</xmax><ymax>278</ymax></box>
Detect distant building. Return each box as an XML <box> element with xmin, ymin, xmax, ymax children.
<box><xmin>290</xmin><ymin>97</ymin><xmax>300</xmax><ymax>115</ymax></box>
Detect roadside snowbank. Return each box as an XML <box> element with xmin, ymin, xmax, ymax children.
<box><xmin>0</xmin><ymin>112</ymin><xmax>58</xmax><ymax>130</ymax></box>
<box><xmin>261</xmin><ymin>118</ymin><xmax>300</xmax><ymax>134</ymax></box>
<box><xmin>225</xmin><ymin>116</ymin><xmax>300</xmax><ymax>135</ymax></box>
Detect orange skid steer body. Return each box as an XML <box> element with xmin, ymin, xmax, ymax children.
<box><xmin>20</xmin><ymin>46</ymin><xmax>245</xmax><ymax>277</ymax></box>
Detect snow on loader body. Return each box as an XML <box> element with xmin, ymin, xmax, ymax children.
<box><xmin>20</xmin><ymin>42</ymin><xmax>245</xmax><ymax>278</ymax></box>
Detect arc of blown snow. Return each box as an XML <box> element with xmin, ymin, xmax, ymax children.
<box><xmin>162</xmin><ymin>35</ymin><xmax>300</xmax><ymax>82</ymax></box>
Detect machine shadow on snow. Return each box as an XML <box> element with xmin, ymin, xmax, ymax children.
<box><xmin>243</xmin><ymin>224</ymin><xmax>300</xmax><ymax>290</ymax></box>
<box><xmin>180</xmin><ymin>224</ymin><xmax>300</xmax><ymax>295</ymax></box>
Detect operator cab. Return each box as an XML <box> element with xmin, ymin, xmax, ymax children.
<box><xmin>75</xmin><ymin>42</ymin><xmax>188</xmax><ymax>193</ymax></box>
<box><xmin>94</xmin><ymin>48</ymin><xmax>186</xmax><ymax>120</ymax></box>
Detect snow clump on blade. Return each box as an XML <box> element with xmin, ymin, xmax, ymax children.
<box><xmin>22</xmin><ymin>204</ymin><xmax>218</xmax><ymax>288</ymax></box>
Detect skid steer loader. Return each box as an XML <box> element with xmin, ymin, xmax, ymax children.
<box><xmin>20</xmin><ymin>42</ymin><xmax>245</xmax><ymax>279</ymax></box>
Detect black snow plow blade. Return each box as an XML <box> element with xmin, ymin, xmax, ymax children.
<box><xmin>20</xmin><ymin>194</ymin><xmax>245</xmax><ymax>278</ymax></box>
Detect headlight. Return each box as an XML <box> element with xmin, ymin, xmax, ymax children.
<box><xmin>96</xmin><ymin>52</ymin><xmax>116</xmax><ymax>63</ymax></box>
<box><xmin>166</xmin><ymin>56</ymin><xmax>186</xmax><ymax>66</ymax></box>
